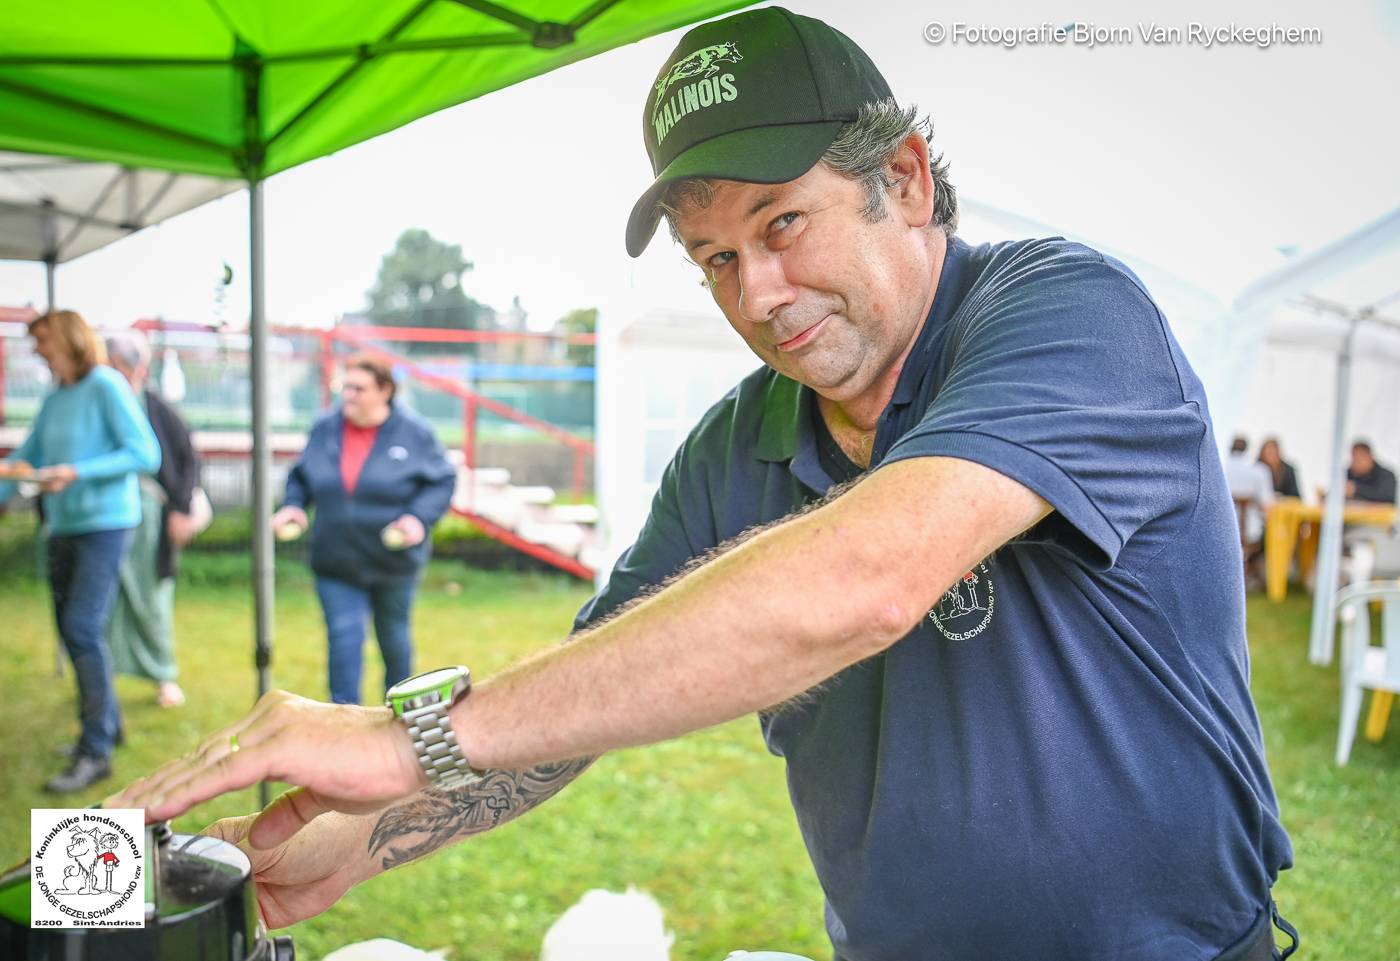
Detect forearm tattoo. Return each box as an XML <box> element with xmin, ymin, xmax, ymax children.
<box><xmin>365</xmin><ymin>483</ymin><xmax>870</xmax><ymax>872</ymax></box>
<box><xmin>367</xmin><ymin>757</ymin><xmax>594</xmax><ymax>870</ymax></box>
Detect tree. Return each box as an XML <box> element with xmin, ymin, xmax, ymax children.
<box><xmin>364</xmin><ymin>228</ymin><xmax>495</xmax><ymax>354</ymax></box>
<box><xmin>555</xmin><ymin>307</ymin><xmax>597</xmax><ymax>366</ymax></box>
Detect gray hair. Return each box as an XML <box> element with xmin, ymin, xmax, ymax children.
<box><xmin>104</xmin><ymin>329</ymin><xmax>151</xmax><ymax>373</ymax></box>
<box><xmin>657</xmin><ymin>98</ymin><xmax>959</xmax><ymax>244</ymax></box>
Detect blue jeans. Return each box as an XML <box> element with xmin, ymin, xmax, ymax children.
<box><xmin>48</xmin><ymin>528</ymin><xmax>132</xmax><ymax>760</ymax></box>
<box><xmin>314</xmin><ymin>575</ymin><xmax>417</xmax><ymax>705</ymax></box>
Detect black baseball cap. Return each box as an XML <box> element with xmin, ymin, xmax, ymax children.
<box><xmin>625</xmin><ymin>6</ymin><xmax>892</xmax><ymax>257</ymax></box>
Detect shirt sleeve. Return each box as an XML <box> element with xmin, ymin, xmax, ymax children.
<box><xmin>1253</xmin><ymin>464</ymin><xmax>1275</xmax><ymax>508</ymax></box>
<box><xmin>881</xmin><ymin>255</ymin><xmax>1204</xmax><ymax>571</ymax></box>
<box><xmin>404</xmin><ymin>420</ymin><xmax>457</xmax><ymax>526</ymax></box>
<box><xmin>1353</xmin><ymin>467</ymin><xmax>1398</xmax><ymax>505</ymax></box>
<box><xmin>73</xmin><ymin>373</ymin><xmax>161</xmax><ymax>480</ymax></box>
<box><xmin>282</xmin><ymin>440</ymin><xmax>314</xmax><ymax>510</ymax></box>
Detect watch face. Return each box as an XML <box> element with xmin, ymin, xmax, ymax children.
<box><xmin>388</xmin><ymin>666</ymin><xmax>469</xmax><ymax>706</ymax></box>
<box><xmin>406</xmin><ymin>667</ymin><xmax>466</xmax><ymax>693</ymax></box>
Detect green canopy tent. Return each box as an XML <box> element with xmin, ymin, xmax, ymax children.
<box><xmin>1</xmin><ymin>0</ymin><xmax>749</xmax><ymax>793</ymax></box>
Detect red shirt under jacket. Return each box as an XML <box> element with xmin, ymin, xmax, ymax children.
<box><xmin>340</xmin><ymin>421</ymin><xmax>380</xmax><ymax>495</ymax></box>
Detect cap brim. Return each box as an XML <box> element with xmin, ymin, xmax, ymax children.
<box><xmin>625</xmin><ymin>120</ymin><xmax>845</xmax><ymax>258</ymax></box>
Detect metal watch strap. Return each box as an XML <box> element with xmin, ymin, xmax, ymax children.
<box><xmin>402</xmin><ymin>703</ymin><xmax>475</xmax><ymax>788</ymax></box>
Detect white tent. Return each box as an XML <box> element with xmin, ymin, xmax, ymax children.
<box><xmin>1228</xmin><ymin>211</ymin><xmax>1400</xmax><ymax>662</ymax></box>
<box><xmin>0</xmin><ymin>151</ymin><xmax>238</xmax><ymax>305</ymax></box>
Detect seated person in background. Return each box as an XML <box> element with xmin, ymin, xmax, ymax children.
<box><xmin>1225</xmin><ymin>436</ymin><xmax>1274</xmax><ymax>588</ymax></box>
<box><xmin>1258</xmin><ymin>437</ymin><xmax>1301</xmax><ymax>498</ymax></box>
<box><xmin>1347</xmin><ymin>441</ymin><xmax>1398</xmax><ymax>504</ymax></box>
<box><xmin>1226</xmin><ymin>436</ymin><xmax>1275</xmax><ymax>538</ymax></box>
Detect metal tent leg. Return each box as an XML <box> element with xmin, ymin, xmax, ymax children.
<box><xmin>1308</xmin><ymin>318</ymin><xmax>1359</xmax><ymax>665</ymax></box>
<box><xmin>249</xmin><ymin>178</ymin><xmax>274</xmax><ymax>810</ymax></box>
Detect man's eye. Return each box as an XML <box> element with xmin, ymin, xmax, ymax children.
<box><xmin>771</xmin><ymin>211</ymin><xmax>800</xmax><ymax>233</ymax></box>
<box><xmin>706</xmin><ymin>251</ymin><xmax>735</xmax><ymax>269</ymax></box>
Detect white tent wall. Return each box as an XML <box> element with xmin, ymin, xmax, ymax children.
<box><xmin>595</xmin><ymin>303</ymin><xmax>760</xmax><ymax>583</ymax></box>
<box><xmin>1236</xmin><ymin>307</ymin><xmax>1400</xmax><ymax>494</ymax></box>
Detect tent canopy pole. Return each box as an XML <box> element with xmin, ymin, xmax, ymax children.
<box><xmin>1308</xmin><ymin>317</ymin><xmax>1360</xmax><ymax>664</ymax></box>
<box><xmin>242</xmin><ymin>46</ymin><xmax>274</xmax><ymax>810</ymax></box>
<box><xmin>248</xmin><ymin>176</ymin><xmax>272</xmax><ymax>812</ymax></box>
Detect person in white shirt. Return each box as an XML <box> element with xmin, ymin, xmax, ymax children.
<box><xmin>1225</xmin><ymin>436</ymin><xmax>1274</xmax><ymax>585</ymax></box>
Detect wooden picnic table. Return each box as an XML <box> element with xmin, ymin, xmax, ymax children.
<box><xmin>1263</xmin><ymin>497</ymin><xmax>1397</xmax><ymax>602</ymax></box>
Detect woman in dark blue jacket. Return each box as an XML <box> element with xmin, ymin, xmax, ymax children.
<box><xmin>272</xmin><ymin>355</ymin><xmax>455</xmax><ymax>704</ymax></box>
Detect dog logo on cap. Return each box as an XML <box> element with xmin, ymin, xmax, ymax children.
<box><xmin>651</xmin><ymin>43</ymin><xmax>742</xmax><ymax>143</ymax></box>
<box><xmin>653</xmin><ymin>42</ymin><xmax>742</xmax><ymax>110</ymax></box>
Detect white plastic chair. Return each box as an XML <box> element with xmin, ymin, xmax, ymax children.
<box><xmin>1333</xmin><ymin>580</ymin><xmax>1400</xmax><ymax>764</ymax></box>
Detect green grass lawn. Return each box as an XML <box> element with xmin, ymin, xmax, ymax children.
<box><xmin>0</xmin><ymin>547</ymin><xmax>825</xmax><ymax>960</ymax></box>
<box><xmin>1</xmin><ymin>529</ymin><xmax>1398</xmax><ymax>958</ymax></box>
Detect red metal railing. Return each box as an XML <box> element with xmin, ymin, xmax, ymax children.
<box><xmin>332</xmin><ymin>331</ymin><xmax>595</xmax><ymax>505</ymax></box>
<box><xmin>123</xmin><ymin>317</ymin><xmax>598</xmax><ymax>577</ymax></box>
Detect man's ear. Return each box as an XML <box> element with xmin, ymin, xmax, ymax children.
<box><xmin>888</xmin><ymin>132</ymin><xmax>935</xmax><ymax>229</ymax></box>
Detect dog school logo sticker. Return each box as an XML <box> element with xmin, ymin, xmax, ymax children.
<box><xmin>31</xmin><ymin>809</ymin><xmax>145</xmax><ymax>928</ymax></box>
<box><xmin>928</xmin><ymin>562</ymin><xmax>996</xmax><ymax>641</ymax></box>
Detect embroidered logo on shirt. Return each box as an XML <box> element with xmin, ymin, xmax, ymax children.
<box><xmin>387</xmin><ymin>445</ymin><xmax>408</xmax><ymax>461</ymax></box>
<box><xmin>928</xmin><ymin>562</ymin><xmax>996</xmax><ymax>641</ymax></box>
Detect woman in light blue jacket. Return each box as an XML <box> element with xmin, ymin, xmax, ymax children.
<box><xmin>0</xmin><ymin>311</ymin><xmax>159</xmax><ymax>795</ymax></box>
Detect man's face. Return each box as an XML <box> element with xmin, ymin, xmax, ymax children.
<box><xmin>673</xmin><ymin>162</ymin><xmax>930</xmax><ymax>406</ymax></box>
<box><xmin>1352</xmin><ymin>447</ymin><xmax>1375</xmax><ymax>475</ymax></box>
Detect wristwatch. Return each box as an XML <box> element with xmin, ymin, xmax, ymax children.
<box><xmin>385</xmin><ymin>666</ymin><xmax>478</xmax><ymax>788</ymax></box>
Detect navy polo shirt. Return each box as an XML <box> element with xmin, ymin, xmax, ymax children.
<box><xmin>576</xmin><ymin>237</ymin><xmax>1292</xmax><ymax>961</ymax></box>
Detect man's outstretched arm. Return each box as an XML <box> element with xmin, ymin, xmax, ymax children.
<box><xmin>114</xmin><ymin>455</ymin><xmax>1049</xmax><ymax>838</ymax></box>
<box><xmin>451</xmin><ymin>455</ymin><xmax>1049</xmax><ymax>769</ymax></box>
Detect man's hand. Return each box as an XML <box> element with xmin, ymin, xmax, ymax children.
<box><xmin>202</xmin><ymin>810</ymin><xmax>375</xmax><ymax>929</ymax></box>
<box><xmin>167</xmin><ymin>510</ymin><xmax>200</xmax><ymax>548</ymax></box>
<box><xmin>106</xmin><ymin>690</ymin><xmax>426</xmax><ymax>848</ymax></box>
<box><xmin>37</xmin><ymin>464</ymin><xmax>77</xmax><ymax>494</ymax></box>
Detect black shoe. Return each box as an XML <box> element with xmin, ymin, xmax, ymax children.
<box><xmin>45</xmin><ymin>755</ymin><xmax>112</xmax><ymax>794</ymax></box>
<box><xmin>56</xmin><ymin>730</ymin><xmax>124</xmax><ymax>757</ymax></box>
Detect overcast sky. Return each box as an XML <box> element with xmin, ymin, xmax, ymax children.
<box><xmin>2</xmin><ymin>0</ymin><xmax>1397</xmax><ymax>333</ymax></box>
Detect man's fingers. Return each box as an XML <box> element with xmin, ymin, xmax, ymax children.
<box><xmin>200</xmin><ymin>814</ymin><xmax>256</xmax><ymax>846</ymax></box>
<box><xmin>249</xmin><ymin>788</ymin><xmax>390</xmax><ymax>851</ymax></box>
<box><xmin>141</xmin><ymin>744</ymin><xmax>272</xmax><ymax>822</ymax></box>
<box><xmin>112</xmin><ymin>692</ymin><xmax>293</xmax><ymax>810</ymax></box>
<box><xmin>108</xmin><ymin>692</ymin><xmax>417</xmax><ymax>828</ymax></box>
<box><xmin>248</xmin><ymin>788</ymin><xmax>328</xmax><ymax>851</ymax></box>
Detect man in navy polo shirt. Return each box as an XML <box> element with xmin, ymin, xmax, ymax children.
<box><xmin>114</xmin><ymin>8</ymin><xmax>1294</xmax><ymax>960</ymax></box>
